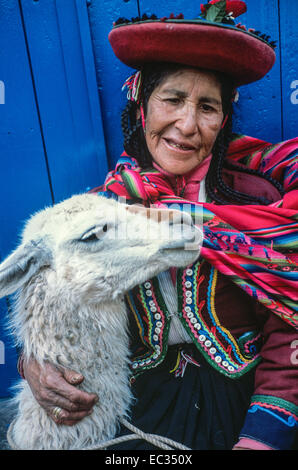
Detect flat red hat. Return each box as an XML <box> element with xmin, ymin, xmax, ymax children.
<box><xmin>109</xmin><ymin>1</ymin><xmax>276</xmax><ymax>86</ymax></box>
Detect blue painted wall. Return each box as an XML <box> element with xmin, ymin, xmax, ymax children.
<box><xmin>0</xmin><ymin>0</ymin><xmax>108</xmax><ymax>396</ymax></box>
<box><xmin>0</xmin><ymin>0</ymin><xmax>297</xmax><ymax>397</ymax></box>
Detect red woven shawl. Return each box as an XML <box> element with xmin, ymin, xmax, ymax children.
<box><xmin>103</xmin><ymin>134</ymin><xmax>298</xmax><ymax>330</ymax></box>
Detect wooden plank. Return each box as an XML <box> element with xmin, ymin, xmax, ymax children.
<box><xmin>279</xmin><ymin>0</ymin><xmax>298</xmax><ymax>140</ymax></box>
<box><xmin>232</xmin><ymin>0</ymin><xmax>282</xmax><ymax>144</ymax></box>
<box><xmin>87</xmin><ymin>0</ymin><xmax>140</xmax><ymax>168</ymax></box>
<box><xmin>0</xmin><ymin>0</ymin><xmax>53</xmax><ymax>397</ymax></box>
<box><xmin>20</xmin><ymin>0</ymin><xmax>108</xmax><ymax>202</ymax></box>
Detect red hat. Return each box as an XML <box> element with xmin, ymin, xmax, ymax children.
<box><xmin>109</xmin><ymin>1</ymin><xmax>276</xmax><ymax>86</ymax></box>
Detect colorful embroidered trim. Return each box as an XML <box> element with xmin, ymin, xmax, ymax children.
<box><xmin>127</xmin><ymin>261</ymin><xmax>262</xmax><ymax>378</ymax></box>
<box><xmin>240</xmin><ymin>394</ymin><xmax>298</xmax><ymax>449</ymax></box>
<box><xmin>237</xmin><ymin>330</ymin><xmax>263</xmax><ymax>358</ymax></box>
<box><xmin>176</xmin><ymin>263</ymin><xmax>261</xmax><ymax>378</ymax></box>
<box><xmin>248</xmin><ymin>405</ymin><xmax>297</xmax><ymax>428</ymax></box>
<box><xmin>250</xmin><ymin>395</ymin><xmax>298</xmax><ymax>423</ymax></box>
<box><xmin>127</xmin><ymin>277</ymin><xmax>171</xmax><ymax>374</ymax></box>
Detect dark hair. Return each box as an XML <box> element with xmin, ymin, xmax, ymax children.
<box><xmin>121</xmin><ymin>63</ymin><xmax>283</xmax><ymax>205</ymax></box>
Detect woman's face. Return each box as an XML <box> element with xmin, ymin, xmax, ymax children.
<box><xmin>144</xmin><ymin>68</ymin><xmax>224</xmax><ymax>175</ymax></box>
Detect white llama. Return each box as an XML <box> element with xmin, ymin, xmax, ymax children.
<box><xmin>0</xmin><ymin>194</ymin><xmax>200</xmax><ymax>450</ymax></box>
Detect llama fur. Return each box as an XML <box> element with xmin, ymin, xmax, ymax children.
<box><xmin>0</xmin><ymin>193</ymin><xmax>200</xmax><ymax>450</ymax></box>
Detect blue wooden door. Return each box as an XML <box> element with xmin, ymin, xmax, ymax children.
<box><xmin>0</xmin><ymin>0</ymin><xmax>108</xmax><ymax>397</ymax></box>
<box><xmin>0</xmin><ymin>0</ymin><xmax>297</xmax><ymax>397</ymax></box>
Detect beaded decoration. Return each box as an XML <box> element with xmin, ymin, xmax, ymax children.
<box><xmin>127</xmin><ymin>260</ymin><xmax>262</xmax><ymax>379</ymax></box>
<box><xmin>127</xmin><ymin>277</ymin><xmax>172</xmax><ymax>374</ymax></box>
<box><xmin>176</xmin><ymin>263</ymin><xmax>261</xmax><ymax>377</ymax></box>
<box><xmin>112</xmin><ymin>6</ymin><xmax>277</xmax><ymax>49</ymax></box>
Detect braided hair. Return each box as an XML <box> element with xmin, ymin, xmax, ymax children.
<box><xmin>121</xmin><ymin>63</ymin><xmax>284</xmax><ymax>205</ymax></box>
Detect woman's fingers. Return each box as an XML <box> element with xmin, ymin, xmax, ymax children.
<box><xmin>23</xmin><ymin>356</ymin><xmax>98</xmax><ymax>423</ymax></box>
<box><xmin>49</xmin><ymin>406</ymin><xmax>94</xmax><ymax>426</ymax></box>
<box><xmin>45</xmin><ymin>388</ymin><xmax>98</xmax><ymax>413</ymax></box>
<box><xmin>61</xmin><ymin>367</ymin><xmax>84</xmax><ymax>386</ymax></box>
<box><xmin>45</xmin><ymin>371</ymin><xmax>98</xmax><ymax>412</ymax></box>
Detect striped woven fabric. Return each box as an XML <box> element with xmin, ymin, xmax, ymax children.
<box><xmin>103</xmin><ymin>134</ymin><xmax>298</xmax><ymax>330</ymax></box>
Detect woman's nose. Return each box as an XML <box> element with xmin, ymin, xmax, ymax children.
<box><xmin>175</xmin><ymin>105</ymin><xmax>198</xmax><ymax>136</ymax></box>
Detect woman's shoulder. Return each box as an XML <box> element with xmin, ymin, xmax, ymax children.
<box><xmin>226</xmin><ymin>133</ymin><xmax>298</xmax><ymax>165</ymax></box>
<box><xmin>222</xmin><ymin>165</ymin><xmax>283</xmax><ymax>204</ymax></box>
<box><xmin>225</xmin><ymin>133</ymin><xmax>298</xmax><ymax>197</ymax></box>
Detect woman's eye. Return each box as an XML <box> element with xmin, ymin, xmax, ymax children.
<box><xmin>201</xmin><ymin>104</ymin><xmax>215</xmax><ymax>112</ymax></box>
<box><xmin>165</xmin><ymin>98</ymin><xmax>180</xmax><ymax>105</ymax></box>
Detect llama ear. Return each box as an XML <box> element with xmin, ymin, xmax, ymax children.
<box><xmin>0</xmin><ymin>239</ymin><xmax>52</xmax><ymax>298</ymax></box>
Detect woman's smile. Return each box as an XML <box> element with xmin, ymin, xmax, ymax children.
<box><xmin>162</xmin><ymin>137</ymin><xmax>199</xmax><ymax>153</ymax></box>
<box><xmin>144</xmin><ymin>68</ymin><xmax>224</xmax><ymax>175</ymax></box>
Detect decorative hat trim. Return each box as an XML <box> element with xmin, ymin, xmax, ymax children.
<box><xmin>112</xmin><ymin>17</ymin><xmax>276</xmax><ymax>50</ymax></box>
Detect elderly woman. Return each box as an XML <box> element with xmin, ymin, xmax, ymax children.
<box><xmin>18</xmin><ymin>1</ymin><xmax>298</xmax><ymax>450</ymax></box>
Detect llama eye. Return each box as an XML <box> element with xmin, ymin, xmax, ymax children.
<box><xmin>81</xmin><ymin>232</ymin><xmax>99</xmax><ymax>242</ymax></box>
<box><xmin>80</xmin><ymin>224</ymin><xmax>108</xmax><ymax>242</ymax></box>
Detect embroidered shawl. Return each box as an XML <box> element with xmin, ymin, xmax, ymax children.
<box><xmin>102</xmin><ymin>134</ymin><xmax>298</xmax><ymax>330</ymax></box>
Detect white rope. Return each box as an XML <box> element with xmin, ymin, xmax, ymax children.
<box><xmin>7</xmin><ymin>417</ymin><xmax>191</xmax><ymax>451</ymax></box>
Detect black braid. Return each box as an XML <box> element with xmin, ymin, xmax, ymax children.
<box><xmin>205</xmin><ymin>113</ymin><xmax>234</xmax><ymax>204</ymax></box>
<box><xmin>121</xmin><ymin>101</ymin><xmax>140</xmax><ymax>157</ymax></box>
<box><xmin>121</xmin><ymin>101</ymin><xmax>152</xmax><ymax>168</ymax></box>
<box><xmin>121</xmin><ymin>63</ymin><xmax>283</xmax><ymax>205</ymax></box>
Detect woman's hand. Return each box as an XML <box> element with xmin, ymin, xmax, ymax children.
<box><xmin>22</xmin><ymin>356</ymin><xmax>99</xmax><ymax>426</ymax></box>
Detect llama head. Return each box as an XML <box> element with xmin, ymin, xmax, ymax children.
<box><xmin>0</xmin><ymin>194</ymin><xmax>201</xmax><ymax>303</ymax></box>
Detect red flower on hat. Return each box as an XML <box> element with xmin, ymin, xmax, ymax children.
<box><xmin>201</xmin><ymin>0</ymin><xmax>247</xmax><ymax>19</ymax></box>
